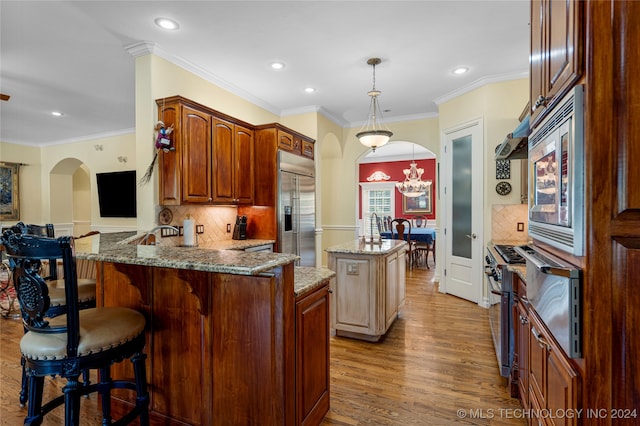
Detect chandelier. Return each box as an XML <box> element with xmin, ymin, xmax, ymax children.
<box><xmin>396</xmin><ymin>146</ymin><xmax>432</xmax><ymax>197</ymax></box>
<box><xmin>356</xmin><ymin>58</ymin><xmax>393</xmax><ymax>151</ymax></box>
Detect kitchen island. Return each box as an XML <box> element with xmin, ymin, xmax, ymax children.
<box><xmin>326</xmin><ymin>239</ymin><xmax>407</xmax><ymax>342</ymax></box>
<box><xmin>75</xmin><ymin>232</ymin><xmax>334</xmax><ymax>426</ymax></box>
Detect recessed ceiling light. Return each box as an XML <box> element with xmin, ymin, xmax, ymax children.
<box><xmin>452</xmin><ymin>67</ymin><xmax>469</xmax><ymax>75</ymax></box>
<box><xmin>304</xmin><ymin>87</ymin><xmax>316</xmax><ymax>93</ymax></box>
<box><xmin>51</xmin><ymin>111</ymin><xmax>64</xmax><ymax>116</ymax></box>
<box><xmin>271</xmin><ymin>62</ymin><xmax>285</xmax><ymax>70</ymax></box>
<box><xmin>154</xmin><ymin>17</ymin><xmax>180</xmax><ymax>31</ymax></box>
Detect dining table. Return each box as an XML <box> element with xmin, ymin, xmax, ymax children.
<box><xmin>380</xmin><ymin>227</ymin><xmax>436</xmax><ymax>243</ymax></box>
<box><xmin>380</xmin><ymin>227</ymin><xmax>436</xmax><ymax>268</ymax></box>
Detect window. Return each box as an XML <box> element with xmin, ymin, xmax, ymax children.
<box><xmin>360</xmin><ymin>182</ymin><xmax>397</xmax><ymax>235</ymax></box>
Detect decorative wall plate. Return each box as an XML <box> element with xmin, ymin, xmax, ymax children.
<box><xmin>496</xmin><ymin>159</ymin><xmax>511</xmax><ymax>179</ymax></box>
<box><xmin>158</xmin><ymin>207</ymin><xmax>173</xmax><ymax>225</ymax></box>
<box><xmin>494</xmin><ymin>144</ymin><xmax>511</xmax><ymax>179</ymax></box>
<box><xmin>496</xmin><ymin>181</ymin><xmax>512</xmax><ymax>196</ymax></box>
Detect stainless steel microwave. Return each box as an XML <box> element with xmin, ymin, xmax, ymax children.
<box><xmin>528</xmin><ymin>85</ymin><xmax>585</xmax><ymax>255</ymax></box>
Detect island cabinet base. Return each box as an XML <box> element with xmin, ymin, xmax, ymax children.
<box><xmin>96</xmin><ymin>261</ymin><xmax>296</xmax><ymax>426</ymax></box>
<box><xmin>327</xmin><ymin>241</ymin><xmax>406</xmax><ymax>342</ymax></box>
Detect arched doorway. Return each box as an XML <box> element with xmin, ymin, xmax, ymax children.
<box><xmin>49</xmin><ymin>158</ymin><xmax>91</xmax><ymax>236</ymax></box>
<box><xmin>356</xmin><ymin>141</ymin><xmax>437</xmax><ymax>235</ymax></box>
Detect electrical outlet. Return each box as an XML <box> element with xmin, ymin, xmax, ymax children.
<box><xmin>196</xmin><ymin>224</ymin><xmax>204</xmax><ymax>234</ymax></box>
<box><xmin>517</xmin><ymin>222</ymin><xmax>525</xmax><ymax>232</ymax></box>
<box><xmin>227</xmin><ymin>224</ymin><xmax>231</xmax><ymax>233</ymax></box>
<box><xmin>160</xmin><ymin>227</ymin><xmax>179</xmax><ymax>238</ymax></box>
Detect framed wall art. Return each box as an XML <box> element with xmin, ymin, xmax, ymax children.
<box><xmin>0</xmin><ymin>162</ymin><xmax>20</xmax><ymax>220</ymax></box>
<box><xmin>402</xmin><ymin>186</ymin><xmax>432</xmax><ymax>214</ymax></box>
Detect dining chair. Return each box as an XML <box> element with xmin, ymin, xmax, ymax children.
<box><xmin>390</xmin><ymin>218</ymin><xmax>413</xmax><ymax>269</ymax></box>
<box><xmin>2</xmin><ymin>226</ymin><xmax>150</xmax><ymax>426</ymax></box>
<box><xmin>413</xmin><ymin>234</ymin><xmax>435</xmax><ymax>269</ymax></box>
<box><xmin>413</xmin><ymin>215</ymin><xmax>426</xmax><ymax>228</ymax></box>
<box><xmin>384</xmin><ymin>216</ymin><xmax>392</xmax><ymax>232</ymax></box>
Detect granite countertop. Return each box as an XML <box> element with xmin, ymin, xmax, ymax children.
<box><xmin>325</xmin><ymin>238</ymin><xmax>407</xmax><ymax>255</ymax></box>
<box><xmin>199</xmin><ymin>239</ymin><xmax>275</xmax><ymax>251</ymax></box>
<box><xmin>294</xmin><ymin>266</ymin><xmax>335</xmax><ymax>298</ymax></box>
<box><xmin>74</xmin><ymin>232</ymin><xmax>297</xmax><ymax>276</ymax></box>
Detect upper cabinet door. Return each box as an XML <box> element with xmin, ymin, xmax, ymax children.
<box><xmin>530</xmin><ymin>0</ymin><xmax>583</xmax><ymax>127</ymax></box>
<box><xmin>182</xmin><ymin>106</ymin><xmax>212</xmax><ymax>203</ymax></box>
<box><xmin>277</xmin><ymin>130</ymin><xmax>294</xmax><ymax>151</ymax></box>
<box><xmin>212</xmin><ymin>118</ymin><xmax>235</xmax><ymax>204</ymax></box>
<box><xmin>212</xmin><ymin>118</ymin><xmax>254</xmax><ymax>205</ymax></box>
<box><xmin>234</xmin><ymin>124</ymin><xmax>254</xmax><ymax>205</ymax></box>
<box><xmin>159</xmin><ymin>102</ymin><xmax>181</xmax><ymax>205</ymax></box>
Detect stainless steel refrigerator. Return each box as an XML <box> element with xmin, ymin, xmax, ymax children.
<box><xmin>278</xmin><ymin>150</ymin><xmax>315</xmax><ymax>267</ymax></box>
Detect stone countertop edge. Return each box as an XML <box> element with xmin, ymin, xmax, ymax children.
<box><xmin>325</xmin><ymin>238</ymin><xmax>407</xmax><ymax>255</ymax></box>
<box><xmin>294</xmin><ymin>267</ymin><xmax>336</xmax><ymax>298</ymax></box>
<box><xmin>74</xmin><ymin>232</ymin><xmax>296</xmax><ymax>276</ymax></box>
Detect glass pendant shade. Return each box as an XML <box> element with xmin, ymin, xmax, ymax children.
<box><xmin>357</xmin><ymin>58</ymin><xmax>393</xmax><ymax>151</ymax></box>
<box><xmin>396</xmin><ymin>160</ymin><xmax>432</xmax><ymax>197</ymax></box>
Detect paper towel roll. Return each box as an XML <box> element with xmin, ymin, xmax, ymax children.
<box><xmin>183</xmin><ymin>218</ymin><xmax>195</xmax><ymax>247</ymax></box>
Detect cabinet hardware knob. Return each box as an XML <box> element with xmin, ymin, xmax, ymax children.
<box><xmin>327</xmin><ymin>288</ymin><xmax>333</xmax><ymax>294</ymax></box>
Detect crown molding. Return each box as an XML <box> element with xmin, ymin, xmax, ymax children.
<box><xmin>124</xmin><ymin>41</ymin><xmax>282</xmax><ymax>117</ymax></box>
<box><xmin>433</xmin><ymin>70</ymin><xmax>529</xmax><ymax>105</ymax></box>
<box><xmin>2</xmin><ymin>128</ymin><xmax>135</xmax><ymax>147</ymax></box>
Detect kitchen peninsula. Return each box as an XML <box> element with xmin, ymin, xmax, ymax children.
<box><xmin>74</xmin><ymin>232</ymin><xmax>333</xmax><ymax>426</ymax></box>
<box><xmin>326</xmin><ymin>239</ymin><xmax>407</xmax><ymax>342</ymax></box>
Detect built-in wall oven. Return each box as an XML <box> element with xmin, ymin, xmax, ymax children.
<box><xmin>528</xmin><ymin>84</ymin><xmax>585</xmax><ymax>255</ymax></box>
<box><xmin>485</xmin><ymin>245</ymin><xmax>525</xmax><ymax>377</ymax></box>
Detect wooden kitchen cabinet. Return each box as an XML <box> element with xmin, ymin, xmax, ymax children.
<box><xmin>295</xmin><ymin>281</ymin><xmax>330</xmax><ymax>426</ymax></box>
<box><xmin>98</xmin><ymin>260</ymin><xmax>297</xmax><ymax>425</ymax></box>
<box><xmin>529</xmin><ymin>0</ymin><xmax>583</xmax><ymax>127</ymax></box>
<box><xmin>239</xmin><ymin>124</ymin><xmax>315</xmax><ymax>243</ymax></box>
<box><xmin>182</xmin><ymin>106</ymin><xmax>213</xmax><ymax>203</ymax></box>
<box><xmin>212</xmin><ymin>118</ymin><xmax>254</xmax><ymax>204</ymax></box>
<box><xmin>250</xmin><ymin>124</ymin><xmax>315</xmax><ymax>208</ymax></box>
<box><xmin>528</xmin><ymin>310</ymin><xmax>581</xmax><ymax>426</ymax></box>
<box><xmin>158</xmin><ymin>101</ymin><xmax>182</xmax><ymax>205</ymax></box>
<box><xmin>157</xmin><ymin>96</ymin><xmax>254</xmax><ymax>205</ymax></box>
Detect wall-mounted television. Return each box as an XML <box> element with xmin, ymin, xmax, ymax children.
<box><xmin>96</xmin><ymin>170</ymin><xmax>137</xmax><ymax>218</ymax></box>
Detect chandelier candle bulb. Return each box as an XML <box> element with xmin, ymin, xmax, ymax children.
<box><xmin>183</xmin><ymin>215</ymin><xmax>196</xmax><ymax>247</ymax></box>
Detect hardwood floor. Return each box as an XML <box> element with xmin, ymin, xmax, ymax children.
<box><xmin>321</xmin><ymin>266</ymin><xmax>524</xmax><ymax>425</ymax></box>
<box><xmin>0</xmin><ymin>266</ymin><xmax>524</xmax><ymax>425</ymax></box>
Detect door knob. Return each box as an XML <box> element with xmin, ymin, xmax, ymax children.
<box><xmin>465</xmin><ymin>233</ymin><xmax>477</xmax><ymax>240</ymax></box>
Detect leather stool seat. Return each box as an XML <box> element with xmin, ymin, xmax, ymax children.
<box><xmin>21</xmin><ymin>307</ymin><xmax>145</xmax><ymax>361</ymax></box>
<box><xmin>47</xmin><ymin>281</ymin><xmax>96</xmax><ymax>307</ymax></box>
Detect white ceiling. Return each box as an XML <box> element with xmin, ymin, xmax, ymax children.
<box><xmin>0</xmin><ymin>1</ymin><xmax>530</xmax><ymax>148</ymax></box>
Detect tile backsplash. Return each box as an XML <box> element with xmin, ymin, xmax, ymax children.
<box><xmin>491</xmin><ymin>204</ymin><xmax>529</xmax><ymax>242</ymax></box>
<box><xmin>156</xmin><ymin>205</ymin><xmax>238</xmax><ymax>246</ymax></box>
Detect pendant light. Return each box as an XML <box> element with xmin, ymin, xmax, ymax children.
<box><xmin>396</xmin><ymin>145</ymin><xmax>432</xmax><ymax>197</ymax></box>
<box><xmin>356</xmin><ymin>58</ymin><xmax>393</xmax><ymax>152</ymax></box>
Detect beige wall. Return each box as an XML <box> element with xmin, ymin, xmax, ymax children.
<box><xmin>0</xmin><ymin>133</ymin><xmax>137</xmax><ymax>233</ymax></box>
<box><xmin>437</xmin><ymin>78</ymin><xmax>529</xmax><ymax>247</ymax></box>
<box><xmin>3</xmin><ymin>56</ymin><xmax>527</xmax><ymax>265</ymax></box>
<box><xmin>0</xmin><ymin>142</ymin><xmax>43</xmax><ymax>225</ymax></box>
<box><xmin>134</xmin><ymin>54</ymin><xmax>283</xmax><ymax>231</ymax></box>
<box><xmin>318</xmin><ymin>116</ymin><xmax>441</xmax><ymax>265</ymax></box>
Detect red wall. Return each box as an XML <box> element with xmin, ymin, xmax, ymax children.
<box><xmin>359</xmin><ymin>158</ymin><xmax>437</xmax><ymax>220</ymax></box>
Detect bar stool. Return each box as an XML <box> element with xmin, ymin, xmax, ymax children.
<box><xmin>2</xmin><ymin>226</ymin><xmax>149</xmax><ymax>426</ymax></box>
<box><xmin>11</xmin><ymin>223</ymin><xmax>97</xmax><ymax>406</ymax></box>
